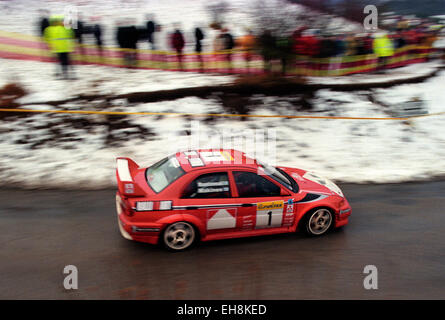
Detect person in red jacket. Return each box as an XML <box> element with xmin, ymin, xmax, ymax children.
<box><xmin>291</xmin><ymin>27</ymin><xmax>306</xmax><ymax>55</ymax></box>
<box><xmin>292</xmin><ymin>29</ymin><xmax>320</xmax><ymax>76</ymax></box>
<box><xmin>170</xmin><ymin>28</ymin><xmax>185</xmax><ymax>70</ymax></box>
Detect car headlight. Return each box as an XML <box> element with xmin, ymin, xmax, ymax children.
<box><xmin>303</xmin><ymin>172</ymin><xmax>344</xmax><ymax>197</ymax></box>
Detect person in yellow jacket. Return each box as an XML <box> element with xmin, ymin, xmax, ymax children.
<box><xmin>373</xmin><ymin>33</ymin><xmax>394</xmax><ymax>72</ymax></box>
<box><xmin>44</xmin><ymin>15</ymin><xmax>75</xmax><ymax>79</ymax></box>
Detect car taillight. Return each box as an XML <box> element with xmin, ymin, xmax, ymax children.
<box><xmin>135</xmin><ymin>201</ymin><xmax>172</xmax><ymax>211</ymax></box>
<box><xmin>159</xmin><ymin>200</ymin><xmax>172</xmax><ymax>210</ymax></box>
<box><xmin>136</xmin><ymin>201</ymin><xmax>154</xmax><ymax>211</ymax></box>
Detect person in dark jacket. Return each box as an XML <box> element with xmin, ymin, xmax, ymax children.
<box><xmin>276</xmin><ymin>35</ymin><xmax>293</xmax><ymax>75</ymax></box>
<box><xmin>38</xmin><ymin>10</ymin><xmax>50</xmax><ymax>37</ymax></box>
<box><xmin>116</xmin><ymin>23</ymin><xmax>139</xmax><ymax>68</ymax></box>
<box><xmin>146</xmin><ymin>15</ymin><xmax>156</xmax><ymax>50</ymax></box>
<box><xmin>171</xmin><ymin>28</ymin><xmax>185</xmax><ymax>70</ymax></box>
<box><xmin>74</xmin><ymin>16</ymin><xmax>85</xmax><ymax>58</ymax></box>
<box><xmin>333</xmin><ymin>36</ymin><xmax>346</xmax><ymax>56</ymax></box>
<box><xmin>195</xmin><ymin>27</ymin><xmax>205</xmax><ymax>71</ymax></box>
<box><xmin>221</xmin><ymin>28</ymin><xmax>235</xmax><ymax>72</ymax></box>
<box><xmin>37</xmin><ymin>10</ymin><xmax>50</xmax><ymax>61</ymax></box>
<box><xmin>318</xmin><ymin>36</ymin><xmax>336</xmax><ymax>58</ymax></box>
<box><xmin>259</xmin><ymin>30</ymin><xmax>277</xmax><ymax>73</ymax></box>
<box><xmin>93</xmin><ymin>24</ymin><xmax>103</xmax><ymax>55</ymax></box>
<box><xmin>195</xmin><ymin>27</ymin><xmax>204</xmax><ymax>53</ymax></box>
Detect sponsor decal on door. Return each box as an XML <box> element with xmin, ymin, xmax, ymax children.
<box><xmin>206</xmin><ymin>208</ymin><xmax>237</xmax><ymax>230</ymax></box>
<box><xmin>255</xmin><ymin>200</ymin><xmax>284</xmax><ymax>229</ymax></box>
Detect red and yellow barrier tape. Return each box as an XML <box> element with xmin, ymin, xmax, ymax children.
<box><xmin>0</xmin><ymin>30</ymin><xmax>437</xmax><ymax>77</ymax></box>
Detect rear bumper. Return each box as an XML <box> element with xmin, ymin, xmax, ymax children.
<box><xmin>116</xmin><ymin>194</ymin><xmax>161</xmax><ymax>245</ymax></box>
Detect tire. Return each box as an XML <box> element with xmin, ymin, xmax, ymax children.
<box><xmin>162</xmin><ymin>222</ymin><xmax>196</xmax><ymax>251</ymax></box>
<box><xmin>304</xmin><ymin>208</ymin><xmax>333</xmax><ymax>236</ymax></box>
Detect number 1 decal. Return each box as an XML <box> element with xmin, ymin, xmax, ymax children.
<box><xmin>267</xmin><ymin>211</ymin><xmax>272</xmax><ymax>226</ymax></box>
<box><xmin>255</xmin><ymin>201</ymin><xmax>284</xmax><ymax>229</ymax></box>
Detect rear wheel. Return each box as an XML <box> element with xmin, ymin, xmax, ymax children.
<box><xmin>162</xmin><ymin>222</ymin><xmax>196</xmax><ymax>251</ymax></box>
<box><xmin>304</xmin><ymin>208</ymin><xmax>333</xmax><ymax>236</ymax></box>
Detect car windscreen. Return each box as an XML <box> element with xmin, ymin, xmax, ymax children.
<box><xmin>258</xmin><ymin>161</ymin><xmax>299</xmax><ymax>193</ymax></box>
<box><xmin>146</xmin><ymin>156</ymin><xmax>185</xmax><ymax>193</ymax></box>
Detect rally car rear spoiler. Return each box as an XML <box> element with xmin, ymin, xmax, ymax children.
<box><xmin>116</xmin><ymin>157</ymin><xmax>146</xmax><ymax>197</ymax></box>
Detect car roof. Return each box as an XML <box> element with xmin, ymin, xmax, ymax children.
<box><xmin>174</xmin><ymin>149</ymin><xmax>259</xmax><ymax>172</ymax></box>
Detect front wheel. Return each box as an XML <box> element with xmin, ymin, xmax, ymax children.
<box><xmin>162</xmin><ymin>222</ymin><xmax>196</xmax><ymax>251</ymax></box>
<box><xmin>304</xmin><ymin>208</ymin><xmax>333</xmax><ymax>236</ymax></box>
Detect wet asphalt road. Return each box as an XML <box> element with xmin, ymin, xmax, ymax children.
<box><xmin>1</xmin><ymin>181</ymin><xmax>445</xmax><ymax>299</ymax></box>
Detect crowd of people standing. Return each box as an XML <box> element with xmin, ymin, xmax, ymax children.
<box><xmin>37</xmin><ymin>11</ymin><xmax>442</xmax><ymax>78</ymax></box>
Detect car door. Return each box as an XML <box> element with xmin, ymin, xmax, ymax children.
<box><xmin>177</xmin><ymin>171</ymin><xmax>245</xmax><ymax>235</ymax></box>
<box><xmin>230</xmin><ymin>170</ymin><xmax>295</xmax><ymax>231</ymax></box>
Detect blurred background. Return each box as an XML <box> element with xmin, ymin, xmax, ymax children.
<box><xmin>1</xmin><ymin>0</ymin><xmax>445</xmax><ymax>188</ymax></box>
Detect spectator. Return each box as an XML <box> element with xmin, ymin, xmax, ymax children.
<box><xmin>116</xmin><ymin>21</ymin><xmax>139</xmax><ymax>68</ymax></box>
<box><xmin>355</xmin><ymin>35</ymin><xmax>367</xmax><ymax>56</ymax></box>
<box><xmin>300</xmin><ymin>30</ymin><xmax>320</xmax><ymax>57</ymax></box>
<box><xmin>238</xmin><ymin>29</ymin><xmax>255</xmax><ymax>71</ymax></box>
<box><xmin>74</xmin><ymin>14</ymin><xmax>85</xmax><ymax>57</ymax></box>
<box><xmin>146</xmin><ymin>14</ymin><xmax>156</xmax><ymax>50</ymax></box>
<box><xmin>258</xmin><ymin>30</ymin><xmax>277</xmax><ymax>73</ymax></box>
<box><xmin>318</xmin><ymin>34</ymin><xmax>341</xmax><ymax>75</ymax></box>
<box><xmin>276</xmin><ymin>34</ymin><xmax>293</xmax><ymax>75</ymax></box>
<box><xmin>292</xmin><ymin>28</ymin><xmax>303</xmax><ymax>55</ymax></box>
<box><xmin>393</xmin><ymin>32</ymin><xmax>406</xmax><ymax>49</ymax></box>
<box><xmin>170</xmin><ymin>27</ymin><xmax>185</xmax><ymax>70</ymax></box>
<box><xmin>38</xmin><ymin>10</ymin><xmax>50</xmax><ymax>37</ymax></box>
<box><xmin>345</xmin><ymin>34</ymin><xmax>357</xmax><ymax>56</ymax></box>
<box><xmin>373</xmin><ymin>32</ymin><xmax>394</xmax><ymax>72</ymax></box>
<box><xmin>44</xmin><ymin>15</ymin><xmax>75</xmax><ymax>79</ymax></box>
<box><xmin>194</xmin><ymin>27</ymin><xmax>205</xmax><ymax>71</ymax></box>
<box><xmin>333</xmin><ymin>35</ymin><xmax>346</xmax><ymax>56</ymax></box>
<box><xmin>221</xmin><ymin>28</ymin><xmax>235</xmax><ymax>72</ymax></box>
<box><xmin>93</xmin><ymin>23</ymin><xmax>103</xmax><ymax>55</ymax></box>
<box><xmin>363</xmin><ymin>34</ymin><xmax>374</xmax><ymax>54</ymax></box>
<box><xmin>213</xmin><ymin>30</ymin><xmax>225</xmax><ymax>51</ymax></box>
<box><xmin>37</xmin><ymin>9</ymin><xmax>50</xmax><ymax>61</ymax></box>
<box><xmin>318</xmin><ymin>34</ymin><xmax>336</xmax><ymax>58</ymax></box>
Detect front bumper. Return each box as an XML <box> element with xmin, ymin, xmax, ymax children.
<box><xmin>334</xmin><ymin>198</ymin><xmax>352</xmax><ymax>228</ymax></box>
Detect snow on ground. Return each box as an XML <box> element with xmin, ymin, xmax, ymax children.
<box><xmin>0</xmin><ymin>59</ymin><xmax>235</xmax><ymax>104</ymax></box>
<box><xmin>1</xmin><ymin>56</ymin><xmax>445</xmax><ymax>188</ymax></box>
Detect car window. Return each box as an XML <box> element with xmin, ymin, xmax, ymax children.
<box><xmin>256</xmin><ymin>160</ymin><xmax>298</xmax><ymax>192</ymax></box>
<box><xmin>146</xmin><ymin>156</ymin><xmax>185</xmax><ymax>193</ymax></box>
<box><xmin>233</xmin><ymin>171</ymin><xmax>281</xmax><ymax>197</ymax></box>
<box><xmin>182</xmin><ymin>172</ymin><xmax>231</xmax><ymax>199</ymax></box>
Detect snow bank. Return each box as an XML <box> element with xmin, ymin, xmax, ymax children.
<box><xmin>0</xmin><ymin>59</ymin><xmax>234</xmax><ymax>104</ymax></box>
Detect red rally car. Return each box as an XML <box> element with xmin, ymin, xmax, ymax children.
<box><xmin>115</xmin><ymin>149</ymin><xmax>351</xmax><ymax>251</ymax></box>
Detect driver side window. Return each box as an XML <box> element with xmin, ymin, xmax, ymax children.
<box><xmin>233</xmin><ymin>171</ymin><xmax>281</xmax><ymax>197</ymax></box>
